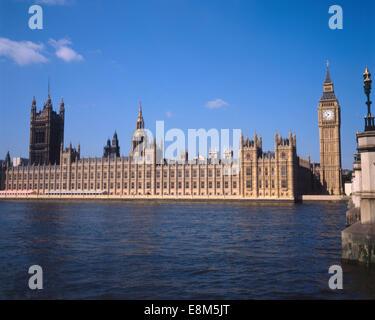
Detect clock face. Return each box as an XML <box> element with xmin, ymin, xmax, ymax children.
<box><xmin>323</xmin><ymin>109</ymin><xmax>334</xmax><ymax>120</ymax></box>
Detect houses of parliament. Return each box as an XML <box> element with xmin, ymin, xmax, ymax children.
<box><xmin>0</xmin><ymin>65</ymin><xmax>344</xmax><ymax>200</ymax></box>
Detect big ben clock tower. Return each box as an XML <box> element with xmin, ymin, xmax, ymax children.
<box><xmin>318</xmin><ymin>62</ymin><xmax>343</xmax><ymax>195</ymax></box>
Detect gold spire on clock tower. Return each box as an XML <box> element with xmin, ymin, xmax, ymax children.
<box><xmin>318</xmin><ymin>62</ymin><xmax>343</xmax><ymax>195</ymax></box>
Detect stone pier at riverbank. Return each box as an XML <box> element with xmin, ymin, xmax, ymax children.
<box><xmin>342</xmin><ymin>67</ymin><xmax>375</xmax><ymax>265</ymax></box>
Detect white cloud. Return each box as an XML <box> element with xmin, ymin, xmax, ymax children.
<box><xmin>49</xmin><ymin>38</ymin><xmax>83</xmax><ymax>62</ymax></box>
<box><xmin>205</xmin><ymin>98</ymin><xmax>228</xmax><ymax>109</ymax></box>
<box><xmin>0</xmin><ymin>38</ymin><xmax>48</xmax><ymax>66</ymax></box>
<box><xmin>166</xmin><ymin>111</ymin><xmax>172</xmax><ymax>118</ymax></box>
<box><xmin>36</xmin><ymin>0</ymin><xmax>68</xmax><ymax>5</ymax></box>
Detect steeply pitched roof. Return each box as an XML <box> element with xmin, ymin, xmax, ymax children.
<box><xmin>324</xmin><ymin>64</ymin><xmax>332</xmax><ymax>84</ymax></box>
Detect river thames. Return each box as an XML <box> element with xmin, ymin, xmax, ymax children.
<box><xmin>0</xmin><ymin>200</ymin><xmax>374</xmax><ymax>299</ymax></box>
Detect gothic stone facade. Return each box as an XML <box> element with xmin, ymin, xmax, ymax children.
<box><xmin>1</xmin><ymin>132</ymin><xmax>300</xmax><ymax>200</ymax></box>
<box><xmin>0</xmin><ymin>66</ymin><xmax>343</xmax><ymax>199</ymax></box>
<box><xmin>29</xmin><ymin>94</ymin><xmax>65</xmax><ymax>166</ymax></box>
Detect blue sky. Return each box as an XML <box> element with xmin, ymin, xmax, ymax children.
<box><xmin>0</xmin><ymin>0</ymin><xmax>374</xmax><ymax>168</ymax></box>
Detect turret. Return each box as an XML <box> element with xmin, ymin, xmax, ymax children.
<box><xmin>5</xmin><ymin>151</ymin><xmax>11</xmax><ymax>168</ymax></box>
<box><xmin>257</xmin><ymin>135</ymin><xmax>262</xmax><ymax>149</ymax></box>
<box><xmin>61</xmin><ymin>143</ymin><xmax>80</xmax><ymax>164</ymax></box>
<box><xmin>45</xmin><ymin>91</ymin><xmax>52</xmax><ymax>110</ymax></box>
<box><xmin>363</xmin><ymin>66</ymin><xmax>374</xmax><ymax>131</ymax></box>
<box><xmin>112</xmin><ymin>131</ymin><xmax>119</xmax><ymax>148</ymax></box>
<box><xmin>103</xmin><ymin>132</ymin><xmax>120</xmax><ymax>158</ymax></box>
<box><xmin>31</xmin><ymin>96</ymin><xmax>36</xmax><ymax>118</ymax></box>
<box><xmin>60</xmin><ymin>97</ymin><xmax>65</xmax><ymax>115</ymax></box>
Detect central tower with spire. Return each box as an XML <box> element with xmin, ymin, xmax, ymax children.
<box><xmin>318</xmin><ymin>61</ymin><xmax>343</xmax><ymax>195</ymax></box>
<box><xmin>136</xmin><ymin>102</ymin><xmax>144</xmax><ymax>129</ymax></box>
<box><xmin>131</xmin><ymin>102</ymin><xmax>147</xmax><ymax>157</ymax></box>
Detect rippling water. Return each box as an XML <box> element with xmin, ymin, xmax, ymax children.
<box><xmin>0</xmin><ymin>200</ymin><xmax>374</xmax><ymax>299</ymax></box>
